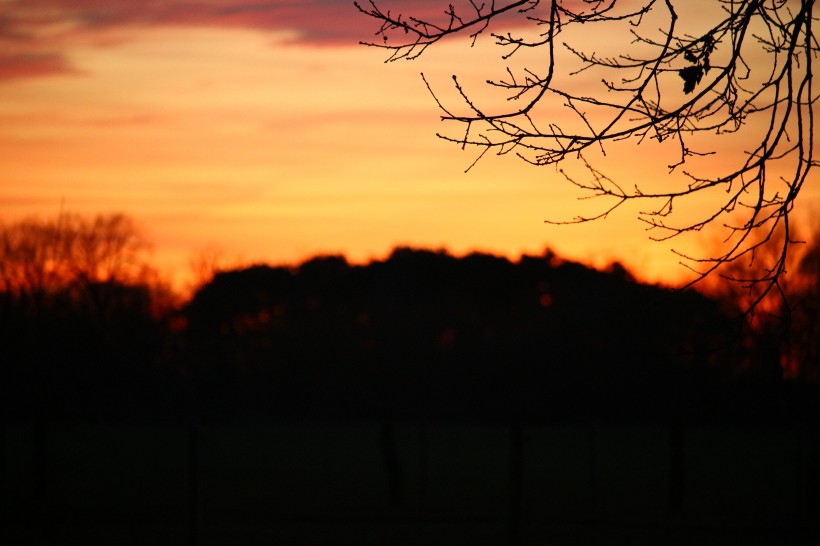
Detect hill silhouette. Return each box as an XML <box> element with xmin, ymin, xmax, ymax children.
<box><xmin>2</xmin><ymin>245</ymin><xmax>814</xmax><ymax>424</ymax></box>
<box><xmin>179</xmin><ymin>247</ymin><xmax>801</xmax><ymax>424</ymax></box>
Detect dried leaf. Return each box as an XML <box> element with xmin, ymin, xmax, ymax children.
<box><xmin>678</xmin><ymin>65</ymin><xmax>703</xmax><ymax>94</ymax></box>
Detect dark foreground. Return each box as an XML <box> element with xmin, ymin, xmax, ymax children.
<box><xmin>4</xmin><ymin>248</ymin><xmax>820</xmax><ymax>544</ymax></box>
<box><xmin>5</xmin><ymin>420</ymin><xmax>819</xmax><ymax>546</ymax></box>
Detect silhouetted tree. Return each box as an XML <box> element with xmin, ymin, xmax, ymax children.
<box><xmin>791</xmin><ymin>235</ymin><xmax>820</xmax><ymax>382</ymax></box>
<box><xmin>0</xmin><ymin>211</ymin><xmax>173</xmax><ymax>420</ymax></box>
<box><xmin>357</xmin><ymin>0</ymin><xmax>817</xmax><ymax>302</ymax></box>
<box><xmin>181</xmin><ymin>247</ymin><xmax>749</xmax><ymax>423</ymax></box>
<box><xmin>0</xmin><ymin>211</ymin><xmax>152</xmax><ymax>312</ymax></box>
<box><xmin>700</xmin><ymin>224</ymin><xmax>820</xmax><ymax>385</ymax></box>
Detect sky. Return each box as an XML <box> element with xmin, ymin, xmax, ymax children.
<box><xmin>1</xmin><ymin>0</ymin><xmax>816</xmax><ymax>289</ymax></box>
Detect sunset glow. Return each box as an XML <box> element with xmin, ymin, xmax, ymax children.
<box><xmin>2</xmin><ymin>0</ymin><xmax>816</xmax><ymax>289</ymax></box>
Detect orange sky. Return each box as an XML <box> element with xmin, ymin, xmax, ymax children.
<box><xmin>1</xmin><ymin>0</ymin><xmax>816</xmax><ymax>289</ymax></box>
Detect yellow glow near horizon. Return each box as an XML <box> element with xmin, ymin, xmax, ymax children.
<box><xmin>1</xmin><ymin>24</ymin><xmax>816</xmax><ymax>291</ymax></box>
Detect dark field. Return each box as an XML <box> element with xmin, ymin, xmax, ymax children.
<box><xmin>4</xmin><ymin>249</ymin><xmax>820</xmax><ymax>544</ymax></box>
<box><xmin>5</xmin><ymin>421</ymin><xmax>819</xmax><ymax>545</ymax></box>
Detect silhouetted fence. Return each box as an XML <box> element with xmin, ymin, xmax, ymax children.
<box><xmin>4</xmin><ymin>421</ymin><xmax>819</xmax><ymax>545</ymax></box>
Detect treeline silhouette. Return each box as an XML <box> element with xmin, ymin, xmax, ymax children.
<box><xmin>179</xmin><ymin>249</ymin><xmax>813</xmax><ymax>423</ymax></box>
<box><xmin>2</xmin><ymin>214</ymin><xmax>818</xmax><ymax>424</ymax></box>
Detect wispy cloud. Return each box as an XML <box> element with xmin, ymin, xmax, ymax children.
<box><xmin>0</xmin><ymin>0</ymin><xmax>372</xmax><ymax>82</ymax></box>
<box><xmin>0</xmin><ymin>0</ymin><xmax>461</xmax><ymax>82</ymax></box>
<box><xmin>0</xmin><ymin>1</ymin><xmax>366</xmax><ymax>40</ymax></box>
<box><xmin>0</xmin><ymin>53</ymin><xmax>79</xmax><ymax>81</ymax></box>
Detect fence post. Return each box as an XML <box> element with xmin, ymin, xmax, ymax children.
<box><xmin>188</xmin><ymin>425</ymin><xmax>199</xmax><ymax>546</ymax></box>
<box><xmin>669</xmin><ymin>424</ymin><xmax>685</xmax><ymax>514</ymax></box>
<box><xmin>380</xmin><ymin>421</ymin><xmax>403</xmax><ymax>509</ymax></box>
<box><xmin>509</xmin><ymin>424</ymin><xmax>523</xmax><ymax>546</ymax></box>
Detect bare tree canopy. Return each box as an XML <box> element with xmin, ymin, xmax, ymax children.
<box><xmin>0</xmin><ymin>211</ymin><xmax>151</xmax><ymax>298</ymax></box>
<box><xmin>357</xmin><ymin>0</ymin><xmax>818</xmax><ymax>307</ymax></box>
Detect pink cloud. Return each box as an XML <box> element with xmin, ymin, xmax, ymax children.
<box><xmin>0</xmin><ymin>1</ymin><xmax>364</xmax><ymax>82</ymax></box>
<box><xmin>0</xmin><ymin>0</ymin><xmax>446</xmax><ymax>44</ymax></box>
<box><xmin>0</xmin><ymin>53</ymin><xmax>78</xmax><ymax>81</ymax></box>
<box><xmin>0</xmin><ymin>0</ymin><xmax>525</xmax><ymax>83</ymax></box>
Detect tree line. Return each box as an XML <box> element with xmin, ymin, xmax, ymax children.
<box><xmin>2</xmin><ymin>212</ymin><xmax>818</xmax><ymax>423</ymax></box>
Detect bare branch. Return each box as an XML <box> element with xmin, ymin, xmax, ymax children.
<box><xmin>360</xmin><ymin>0</ymin><xmax>819</xmax><ymax>312</ymax></box>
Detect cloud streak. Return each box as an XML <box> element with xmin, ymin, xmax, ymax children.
<box><xmin>0</xmin><ymin>0</ymin><xmax>465</xmax><ymax>82</ymax></box>
<box><xmin>1</xmin><ymin>1</ymin><xmax>354</xmax><ymax>82</ymax></box>
<box><xmin>0</xmin><ymin>53</ymin><xmax>79</xmax><ymax>81</ymax></box>
<box><xmin>1</xmin><ymin>0</ymin><xmax>537</xmax><ymax>83</ymax></box>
